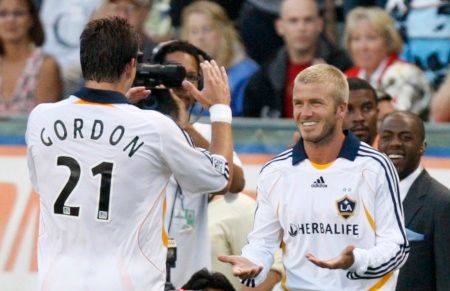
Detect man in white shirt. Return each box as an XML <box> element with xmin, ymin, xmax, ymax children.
<box><xmin>148</xmin><ymin>40</ymin><xmax>245</xmax><ymax>287</ymax></box>
<box><xmin>220</xmin><ymin>64</ymin><xmax>409</xmax><ymax>290</ymax></box>
<box><xmin>378</xmin><ymin>111</ymin><xmax>450</xmax><ymax>291</ymax></box>
<box><xmin>26</xmin><ymin>18</ymin><xmax>234</xmax><ymax>291</ymax></box>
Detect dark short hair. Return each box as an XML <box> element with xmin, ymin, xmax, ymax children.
<box><xmin>182</xmin><ymin>268</ymin><xmax>236</xmax><ymax>291</ymax></box>
<box><xmin>152</xmin><ymin>40</ymin><xmax>205</xmax><ymax>72</ymax></box>
<box><xmin>0</xmin><ymin>0</ymin><xmax>44</xmax><ymax>55</ymax></box>
<box><xmin>347</xmin><ymin>77</ymin><xmax>377</xmax><ymax>103</ymax></box>
<box><xmin>383</xmin><ymin>111</ymin><xmax>425</xmax><ymax>142</ymax></box>
<box><xmin>80</xmin><ymin>17</ymin><xmax>138</xmax><ymax>83</ymax></box>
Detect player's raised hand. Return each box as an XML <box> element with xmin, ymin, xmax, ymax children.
<box><xmin>306</xmin><ymin>245</ymin><xmax>355</xmax><ymax>270</ymax></box>
<box><xmin>218</xmin><ymin>255</ymin><xmax>263</xmax><ymax>279</ymax></box>
<box><xmin>126</xmin><ymin>86</ymin><xmax>151</xmax><ymax>104</ymax></box>
<box><xmin>182</xmin><ymin>60</ymin><xmax>230</xmax><ymax>109</ymax></box>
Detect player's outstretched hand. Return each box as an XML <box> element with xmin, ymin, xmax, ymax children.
<box><xmin>182</xmin><ymin>60</ymin><xmax>230</xmax><ymax>109</ymax></box>
<box><xmin>306</xmin><ymin>245</ymin><xmax>355</xmax><ymax>270</ymax></box>
<box><xmin>126</xmin><ymin>86</ymin><xmax>151</xmax><ymax>104</ymax></box>
<box><xmin>218</xmin><ymin>255</ymin><xmax>263</xmax><ymax>279</ymax></box>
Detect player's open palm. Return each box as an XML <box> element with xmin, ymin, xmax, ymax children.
<box><xmin>182</xmin><ymin>60</ymin><xmax>230</xmax><ymax>109</ymax></box>
<box><xmin>306</xmin><ymin>245</ymin><xmax>355</xmax><ymax>270</ymax></box>
<box><xmin>218</xmin><ymin>255</ymin><xmax>263</xmax><ymax>279</ymax></box>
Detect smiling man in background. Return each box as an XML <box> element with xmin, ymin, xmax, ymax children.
<box><xmin>378</xmin><ymin>111</ymin><xmax>450</xmax><ymax>291</ymax></box>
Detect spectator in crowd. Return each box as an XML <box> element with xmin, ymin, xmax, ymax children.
<box><xmin>27</xmin><ymin>17</ymin><xmax>234</xmax><ymax>290</ymax></box>
<box><xmin>344</xmin><ymin>7</ymin><xmax>432</xmax><ymax>120</ymax></box>
<box><xmin>431</xmin><ymin>70</ymin><xmax>450</xmax><ymax>122</ymax></box>
<box><xmin>181</xmin><ymin>0</ymin><xmax>259</xmax><ymax>116</ymax></box>
<box><xmin>220</xmin><ymin>64</ymin><xmax>409</xmax><ymax>290</ymax></box>
<box><xmin>243</xmin><ymin>0</ymin><xmax>352</xmax><ymax>118</ymax></box>
<box><xmin>181</xmin><ymin>268</ymin><xmax>236</xmax><ymax>291</ymax></box>
<box><xmin>379</xmin><ymin>111</ymin><xmax>450</xmax><ymax>291</ymax></box>
<box><xmin>144</xmin><ymin>40</ymin><xmax>245</xmax><ymax>288</ymax></box>
<box><xmin>40</xmin><ymin>0</ymin><xmax>103</xmax><ymax>97</ymax></box>
<box><xmin>62</xmin><ymin>0</ymin><xmax>156</xmax><ymax>97</ymax></box>
<box><xmin>209</xmin><ymin>194</ymin><xmax>284</xmax><ymax>290</ymax></box>
<box><xmin>344</xmin><ymin>77</ymin><xmax>378</xmax><ymax>146</ymax></box>
<box><xmin>170</xmin><ymin>0</ymin><xmax>245</xmax><ymax>28</ymax></box>
<box><xmin>237</xmin><ymin>0</ymin><xmax>283</xmax><ymax>65</ymax></box>
<box><xmin>0</xmin><ymin>0</ymin><xmax>62</xmax><ymax>114</ymax></box>
<box><xmin>144</xmin><ymin>0</ymin><xmax>175</xmax><ymax>43</ymax></box>
<box><xmin>94</xmin><ymin>0</ymin><xmax>156</xmax><ymax>62</ymax></box>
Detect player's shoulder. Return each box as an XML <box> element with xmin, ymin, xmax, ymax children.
<box><xmin>28</xmin><ymin>98</ymin><xmax>73</xmax><ymax>121</ymax></box>
<box><xmin>122</xmin><ymin>106</ymin><xmax>181</xmax><ymax>131</ymax></box>
<box><xmin>260</xmin><ymin>148</ymin><xmax>294</xmax><ymax>177</ymax></box>
<box><xmin>356</xmin><ymin>142</ymin><xmax>394</xmax><ymax>172</ymax></box>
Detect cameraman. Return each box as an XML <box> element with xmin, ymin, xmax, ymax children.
<box><xmin>131</xmin><ymin>40</ymin><xmax>245</xmax><ymax>287</ymax></box>
<box><xmin>26</xmin><ymin>18</ymin><xmax>234</xmax><ymax>291</ymax></box>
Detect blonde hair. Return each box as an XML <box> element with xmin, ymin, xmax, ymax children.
<box><xmin>295</xmin><ymin>64</ymin><xmax>349</xmax><ymax>104</ymax></box>
<box><xmin>344</xmin><ymin>7</ymin><xmax>403</xmax><ymax>55</ymax></box>
<box><xmin>181</xmin><ymin>0</ymin><xmax>243</xmax><ymax>68</ymax></box>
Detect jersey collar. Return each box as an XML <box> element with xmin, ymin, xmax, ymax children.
<box><xmin>292</xmin><ymin>130</ymin><xmax>361</xmax><ymax>165</ymax></box>
<box><xmin>73</xmin><ymin>87</ymin><xmax>129</xmax><ymax>104</ymax></box>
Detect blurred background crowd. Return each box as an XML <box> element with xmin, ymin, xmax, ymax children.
<box><xmin>0</xmin><ymin>0</ymin><xmax>449</xmax><ymax>122</ymax></box>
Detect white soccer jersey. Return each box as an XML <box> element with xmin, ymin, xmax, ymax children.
<box><xmin>26</xmin><ymin>88</ymin><xmax>229</xmax><ymax>291</ymax></box>
<box><xmin>241</xmin><ymin>131</ymin><xmax>409</xmax><ymax>291</ymax></box>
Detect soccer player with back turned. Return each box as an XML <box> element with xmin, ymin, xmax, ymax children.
<box><xmin>26</xmin><ymin>17</ymin><xmax>234</xmax><ymax>291</ymax></box>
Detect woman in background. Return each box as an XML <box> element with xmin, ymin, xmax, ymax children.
<box><xmin>0</xmin><ymin>0</ymin><xmax>61</xmax><ymax>115</ymax></box>
<box><xmin>181</xmin><ymin>0</ymin><xmax>259</xmax><ymax>116</ymax></box>
<box><xmin>344</xmin><ymin>7</ymin><xmax>431</xmax><ymax>120</ymax></box>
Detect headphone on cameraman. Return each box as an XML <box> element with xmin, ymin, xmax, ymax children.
<box><xmin>151</xmin><ymin>40</ymin><xmax>212</xmax><ymax>90</ymax></box>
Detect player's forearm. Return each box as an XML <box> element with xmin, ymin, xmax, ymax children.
<box><xmin>229</xmin><ymin>165</ymin><xmax>245</xmax><ymax>193</ymax></box>
<box><xmin>183</xmin><ymin>124</ymin><xmax>210</xmax><ymax>149</ymax></box>
<box><xmin>184</xmin><ymin>123</ymin><xmax>244</xmax><ymax>193</ymax></box>
<box><xmin>348</xmin><ymin>240</ymin><xmax>408</xmax><ymax>278</ymax></box>
<box><xmin>209</xmin><ymin>122</ymin><xmax>233</xmax><ymax>193</ymax></box>
<box><xmin>240</xmin><ymin>210</ymin><xmax>281</xmax><ymax>285</ymax></box>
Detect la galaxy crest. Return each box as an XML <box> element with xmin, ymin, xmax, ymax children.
<box><xmin>336</xmin><ymin>196</ymin><xmax>356</xmax><ymax>219</ymax></box>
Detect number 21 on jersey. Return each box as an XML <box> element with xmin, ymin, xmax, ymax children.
<box><xmin>54</xmin><ymin>156</ymin><xmax>113</xmax><ymax>220</ymax></box>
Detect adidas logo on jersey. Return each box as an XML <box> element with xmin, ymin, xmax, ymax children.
<box><xmin>311</xmin><ymin>176</ymin><xmax>327</xmax><ymax>188</ymax></box>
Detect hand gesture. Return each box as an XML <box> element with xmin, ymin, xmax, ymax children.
<box><xmin>182</xmin><ymin>60</ymin><xmax>230</xmax><ymax>109</ymax></box>
<box><xmin>306</xmin><ymin>245</ymin><xmax>355</xmax><ymax>270</ymax></box>
<box><xmin>126</xmin><ymin>86</ymin><xmax>151</xmax><ymax>104</ymax></box>
<box><xmin>218</xmin><ymin>255</ymin><xmax>263</xmax><ymax>279</ymax></box>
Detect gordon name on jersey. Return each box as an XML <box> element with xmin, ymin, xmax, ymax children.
<box><xmin>39</xmin><ymin>117</ymin><xmax>144</xmax><ymax>158</ymax></box>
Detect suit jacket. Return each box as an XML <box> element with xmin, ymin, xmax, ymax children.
<box><xmin>396</xmin><ymin>170</ymin><xmax>450</xmax><ymax>291</ymax></box>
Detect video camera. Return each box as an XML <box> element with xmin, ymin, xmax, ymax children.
<box><xmin>133</xmin><ymin>52</ymin><xmax>182</xmax><ymax>115</ymax></box>
<box><xmin>133</xmin><ymin>52</ymin><xmax>186</xmax><ymax>89</ymax></box>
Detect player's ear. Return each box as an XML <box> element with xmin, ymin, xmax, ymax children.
<box><xmin>337</xmin><ymin>102</ymin><xmax>348</xmax><ymax>119</ymax></box>
<box><xmin>124</xmin><ymin>58</ymin><xmax>137</xmax><ymax>78</ymax></box>
<box><xmin>420</xmin><ymin>140</ymin><xmax>427</xmax><ymax>155</ymax></box>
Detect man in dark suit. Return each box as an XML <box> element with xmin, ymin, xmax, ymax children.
<box><xmin>379</xmin><ymin>111</ymin><xmax>450</xmax><ymax>291</ymax></box>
